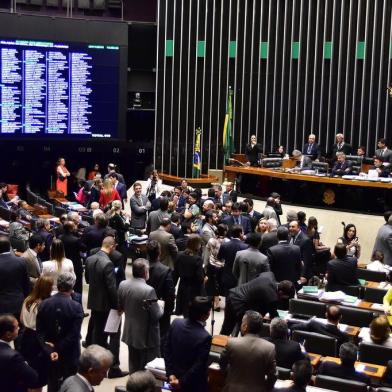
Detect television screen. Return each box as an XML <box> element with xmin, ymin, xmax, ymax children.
<box><xmin>0</xmin><ymin>37</ymin><xmax>121</xmax><ymax>139</ymax></box>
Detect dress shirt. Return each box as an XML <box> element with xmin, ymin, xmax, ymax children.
<box><xmin>307</xmin><ymin>144</ymin><xmax>313</xmax><ymax>154</ymax></box>
<box><xmin>0</xmin><ymin>339</ymin><xmax>10</xmax><ymax>346</ymax></box>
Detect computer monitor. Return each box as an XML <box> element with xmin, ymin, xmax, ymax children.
<box><xmin>312</xmin><ymin>162</ymin><xmax>329</xmax><ymax>174</ymax></box>
<box><xmin>261</xmin><ymin>158</ymin><xmax>283</xmax><ymax>168</ymax></box>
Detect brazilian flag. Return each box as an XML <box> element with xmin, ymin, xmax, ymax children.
<box><xmin>193</xmin><ymin>128</ymin><xmax>202</xmax><ymax>178</ymax></box>
<box><xmin>223</xmin><ymin>87</ymin><xmax>234</xmax><ymax>164</ymax></box>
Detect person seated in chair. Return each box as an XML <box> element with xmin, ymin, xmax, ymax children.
<box><xmin>290</xmin><ymin>305</ymin><xmax>349</xmax><ymax>349</ymax></box>
<box><xmin>273</xmin><ymin>359</ymin><xmax>313</xmax><ymax>392</ymax></box>
<box><xmin>291</xmin><ymin>150</ymin><xmax>312</xmax><ymax>171</ymax></box>
<box><xmin>372</xmin><ymin>157</ymin><xmax>391</xmax><ymax>178</ymax></box>
<box><xmin>318</xmin><ymin>342</ymin><xmax>370</xmax><ymax>384</ymax></box>
<box><xmin>331</xmin><ymin>152</ymin><xmax>352</xmax><ymax>176</ymax></box>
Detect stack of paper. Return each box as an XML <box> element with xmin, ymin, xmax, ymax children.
<box><xmin>145</xmin><ymin>357</ymin><xmax>166</xmax><ymax>378</ymax></box>
<box><xmin>319</xmin><ymin>291</ymin><xmax>347</xmax><ymax>302</ymax></box>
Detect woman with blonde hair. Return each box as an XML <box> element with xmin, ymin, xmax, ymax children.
<box><xmin>108</xmin><ymin>199</ymin><xmax>130</xmax><ymax>254</ymax></box>
<box><xmin>19</xmin><ymin>276</ymin><xmax>58</xmax><ymax>392</ymax></box>
<box><xmin>42</xmin><ymin>238</ymin><xmax>75</xmax><ymax>293</ymax></box>
<box><xmin>99</xmin><ymin>178</ymin><xmax>120</xmax><ymax>210</ymax></box>
<box><xmin>255</xmin><ymin>218</ymin><xmax>269</xmax><ymax>241</ymax></box>
<box><xmin>359</xmin><ymin>315</ymin><xmax>392</xmax><ymax>347</ymax></box>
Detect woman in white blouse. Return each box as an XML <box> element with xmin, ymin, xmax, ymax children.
<box><xmin>367</xmin><ymin>250</ymin><xmax>390</xmax><ymax>273</ymax></box>
<box><xmin>19</xmin><ymin>275</ymin><xmax>58</xmax><ymax>392</ymax></box>
<box><xmin>42</xmin><ymin>238</ymin><xmax>76</xmax><ymax>293</ymax></box>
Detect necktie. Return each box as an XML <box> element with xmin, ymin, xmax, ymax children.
<box><xmin>381</xmin><ymin>150</ymin><xmax>384</xmax><ymax>157</ymax></box>
<box><xmin>307</xmin><ymin>144</ymin><xmax>312</xmax><ymax>154</ymax></box>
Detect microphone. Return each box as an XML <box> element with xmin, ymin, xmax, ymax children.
<box><xmin>143</xmin><ymin>298</ymin><xmax>158</xmax><ymax>303</ymax></box>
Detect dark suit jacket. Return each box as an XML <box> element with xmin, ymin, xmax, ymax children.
<box><xmin>290</xmin><ymin>319</ymin><xmax>349</xmax><ymax>348</ymax></box>
<box><xmin>326</xmin><ymin>256</ymin><xmax>359</xmax><ymax>292</ymax></box>
<box><xmin>114</xmin><ymin>181</ymin><xmax>127</xmax><ymax>200</ymax></box>
<box><xmin>37</xmin><ymin>229</ymin><xmax>53</xmax><ymax>261</ymax></box>
<box><xmin>245</xmin><ymin>210</ymin><xmax>263</xmax><ymax>232</ymax></box>
<box><xmin>81</xmin><ymin>225</ymin><xmax>111</xmax><ymax>253</ymax></box>
<box><xmin>245</xmin><ymin>143</ymin><xmax>263</xmax><ymax>166</ymax></box>
<box><xmin>59</xmin><ymin>233</ymin><xmax>85</xmax><ymax>276</ymax></box>
<box><xmin>165</xmin><ymin>318</ymin><xmax>212</xmax><ymax>392</ymax></box>
<box><xmin>217</xmin><ymin>238</ymin><xmax>248</xmax><ymax>295</ymax></box>
<box><xmin>332</xmin><ymin>160</ymin><xmax>353</xmax><ymax>176</ymax></box>
<box><xmin>170</xmin><ymin>223</ymin><xmax>182</xmax><ymax>240</ymax></box>
<box><xmin>265</xmin><ymin>337</ymin><xmax>305</xmax><ymax>369</ymax></box>
<box><xmin>0</xmin><ymin>341</ymin><xmax>38</xmax><ymax>392</ymax></box>
<box><xmin>267</xmin><ymin>241</ymin><xmax>302</xmax><ymax>284</ymax></box>
<box><xmin>303</xmin><ymin>143</ymin><xmax>321</xmax><ymax>160</ymax></box>
<box><xmin>331</xmin><ymin>142</ymin><xmax>352</xmax><ymax>157</ymax></box>
<box><xmin>318</xmin><ymin>361</ymin><xmax>370</xmax><ymax>384</ymax></box>
<box><xmin>260</xmin><ymin>231</ymin><xmax>279</xmax><ymax>254</ymax></box>
<box><xmin>36</xmin><ymin>293</ymin><xmax>84</xmax><ymax>366</ymax></box>
<box><xmin>0</xmin><ymin>252</ymin><xmax>29</xmax><ymax>315</ymax></box>
<box><xmin>85</xmin><ymin>250</ymin><xmax>118</xmax><ymax>311</ymax></box>
<box><xmin>292</xmin><ymin>232</ymin><xmax>314</xmax><ymax>279</ymax></box>
<box><xmin>223</xmin><ymin>190</ymin><xmax>238</xmax><ymax>204</ymax></box>
<box><xmin>228</xmin><ymin>271</ymin><xmax>279</xmax><ymax>318</ymax></box>
<box><xmin>223</xmin><ymin>215</ymin><xmax>252</xmax><ymax>235</ymax></box>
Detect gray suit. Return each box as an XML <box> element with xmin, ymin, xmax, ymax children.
<box><xmin>149</xmin><ymin>228</ymin><xmax>178</xmax><ymax>269</ymax></box>
<box><xmin>375</xmin><ymin>148</ymin><xmax>392</xmax><ymax>163</ymax></box>
<box><xmin>59</xmin><ymin>374</ymin><xmax>91</xmax><ymax>392</ymax></box>
<box><xmin>21</xmin><ymin>248</ymin><xmax>41</xmax><ymax>288</ymax></box>
<box><xmin>201</xmin><ymin>223</ymin><xmax>216</xmax><ymax>244</ymax></box>
<box><xmin>147</xmin><ymin>209</ymin><xmax>171</xmax><ymax>233</ymax></box>
<box><xmin>130</xmin><ymin>194</ymin><xmax>151</xmax><ymax>230</ymax></box>
<box><xmin>233</xmin><ymin>247</ymin><xmax>270</xmax><ymax>285</ymax></box>
<box><xmin>220</xmin><ymin>334</ymin><xmax>277</xmax><ymax>392</ymax></box>
<box><xmin>118</xmin><ymin>277</ymin><xmax>163</xmax><ymax>373</ymax></box>
<box><xmin>373</xmin><ymin>223</ymin><xmax>392</xmax><ymax>266</ymax></box>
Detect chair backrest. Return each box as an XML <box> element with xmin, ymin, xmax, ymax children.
<box><xmin>43</xmin><ymin>201</ymin><xmax>54</xmax><ymax>215</ymax></box>
<box><xmin>315</xmin><ymin>375</ymin><xmax>368</xmax><ymax>392</ymax></box>
<box><xmin>277</xmin><ymin>366</ymin><xmax>291</xmax><ymax>380</ymax></box>
<box><xmin>363</xmin><ymin>287</ymin><xmax>388</xmax><ymax>304</ymax></box>
<box><xmin>357</xmin><ymin>268</ymin><xmax>387</xmax><ymax>283</ymax></box>
<box><xmin>26</xmin><ymin>189</ymin><xmax>38</xmax><ymax>206</ymax></box>
<box><xmin>340</xmin><ymin>285</ymin><xmax>362</xmax><ymax>297</ymax></box>
<box><xmin>289</xmin><ymin>298</ymin><xmax>327</xmax><ymax>319</ymax></box>
<box><xmin>340</xmin><ymin>306</ymin><xmax>375</xmax><ymax>328</ymax></box>
<box><xmin>359</xmin><ymin>342</ymin><xmax>392</xmax><ymax>366</ymax></box>
<box><xmin>292</xmin><ymin>330</ymin><xmax>337</xmax><ymax>356</ymax></box>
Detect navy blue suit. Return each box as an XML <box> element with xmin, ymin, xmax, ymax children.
<box><xmin>165</xmin><ymin>318</ymin><xmax>212</xmax><ymax>392</ymax></box>
<box><xmin>0</xmin><ymin>341</ymin><xmax>38</xmax><ymax>392</ymax></box>
<box><xmin>332</xmin><ymin>160</ymin><xmax>353</xmax><ymax>176</ymax></box>
<box><xmin>37</xmin><ymin>292</ymin><xmax>84</xmax><ymax>390</ymax></box>
<box><xmin>217</xmin><ymin>238</ymin><xmax>248</xmax><ymax>295</ymax></box>
<box><xmin>223</xmin><ymin>214</ymin><xmax>252</xmax><ymax>235</ymax></box>
<box><xmin>115</xmin><ymin>182</ymin><xmax>127</xmax><ymax>200</ymax></box>
<box><xmin>303</xmin><ymin>143</ymin><xmax>321</xmax><ymax>160</ymax></box>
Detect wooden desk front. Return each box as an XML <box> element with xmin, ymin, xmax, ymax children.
<box><xmin>224</xmin><ymin>165</ymin><xmax>392</xmax><ymax>190</ymax></box>
<box><xmin>321</xmin><ymin>356</ymin><xmax>386</xmax><ymax>379</ymax></box>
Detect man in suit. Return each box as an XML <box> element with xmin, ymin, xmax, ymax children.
<box><xmin>331</xmin><ymin>133</ymin><xmax>352</xmax><ymax>157</ymax></box>
<box><xmin>37</xmin><ymin>272</ymin><xmax>84</xmax><ymax>392</ymax></box>
<box><xmin>109</xmin><ymin>172</ymin><xmax>127</xmax><ymax>207</ymax></box>
<box><xmin>291</xmin><ymin>150</ymin><xmax>313</xmax><ymax>171</ymax></box>
<box><xmin>214</xmin><ymin>184</ymin><xmax>224</xmax><ymax>204</ymax></box>
<box><xmin>290</xmin><ymin>305</ymin><xmax>349</xmax><ymax>349</ymax></box>
<box><xmin>223</xmin><ymin>203</ymin><xmax>252</xmax><ymax>235</ymax></box>
<box><xmin>148</xmin><ymin>218</ymin><xmax>178</xmax><ymax>269</ymax></box>
<box><xmin>147</xmin><ymin>197</ymin><xmax>171</xmax><ymax>233</ymax></box>
<box><xmin>266</xmin><ymin>317</ymin><xmax>305</xmax><ymax>369</ymax></box>
<box><xmin>221</xmin><ymin>272</ymin><xmax>294</xmax><ymax>335</ymax></box>
<box><xmin>130</xmin><ymin>182</ymin><xmax>151</xmax><ymax>231</ymax></box>
<box><xmin>373</xmin><ymin>157</ymin><xmax>391</xmax><ymax>177</ymax></box>
<box><xmin>318</xmin><ymin>342</ymin><xmax>370</xmax><ymax>384</ymax></box>
<box><xmin>326</xmin><ymin>243</ymin><xmax>359</xmax><ymax>292</ymax></box>
<box><xmin>267</xmin><ymin>226</ymin><xmax>302</xmax><ymax>287</ymax></box>
<box><xmin>220</xmin><ymin>310</ymin><xmax>277</xmax><ymax>391</ymax></box>
<box><xmin>201</xmin><ymin>210</ymin><xmax>218</xmax><ymax>245</ymax></box>
<box><xmin>146</xmin><ymin>240</ymin><xmax>175</xmax><ymax>353</ymax></box>
<box><xmin>0</xmin><ymin>236</ymin><xmax>29</xmax><ymax>317</ymax></box>
<box><xmin>260</xmin><ymin>218</ymin><xmax>279</xmax><ymax>254</ymax></box>
<box><xmin>118</xmin><ymin>258</ymin><xmax>163</xmax><ymax>374</ymax></box>
<box><xmin>233</xmin><ymin>233</ymin><xmax>270</xmax><ymax>285</ymax></box>
<box><xmin>223</xmin><ymin>182</ymin><xmax>238</xmax><ymax>203</ymax></box>
<box><xmin>60</xmin><ymin>221</ymin><xmax>86</xmax><ymax>294</ymax></box>
<box><xmin>276</xmin><ymin>360</ymin><xmax>313</xmax><ymax>392</ymax></box>
<box><xmin>217</xmin><ymin>225</ymin><xmax>249</xmax><ymax>296</ymax></box>
<box><xmin>82</xmin><ymin>213</ymin><xmax>113</xmax><ymax>254</ymax></box>
<box><xmin>169</xmin><ymin>212</ymin><xmax>183</xmax><ymax>240</ymax></box>
<box><xmin>303</xmin><ymin>133</ymin><xmax>321</xmax><ymax>160</ymax></box>
<box><xmin>85</xmin><ymin>236</ymin><xmax>118</xmax><ymax>350</ymax></box>
<box><xmin>332</xmin><ymin>152</ymin><xmax>353</xmax><ymax>176</ymax></box>
<box><xmin>242</xmin><ymin>198</ymin><xmax>262</xmax><ymax>232</ymax></box>
<box><xmin>59</xmin><ymin>345</ymin><xmax>113</xmax><ymax>392</ymax></box>
<box><xmin>289</xmin><ymin>220</ymin><xmax>314</xmax><ymax>283</ymax></box>
<box><xmin>36</xmin><ymin>218</ymin><xmax>53</xmax><ymax>262</ymax></box>
<box><xmin>0</xmin><ymin>314</ymin><xmax>38</xmax><ymax>392</ymax></box>
<box><xmin>22</xmin><ymin>234</ymin><xmax>45</xmax><ymax>290</ymax></box>
<box><xmin>375</xmin><ymin>138</ymin><xmax>392</xmax><ymax>164</ymax></box>
<box><xmin>373</xmin><ymin>211</ymin><xmax>392</xmax><ymax>266</ymax></box>
<box><xmin>105</xmin><ymin>163</ymin><xmax>125</xmax><ymax>184</ymax></box>
<box><xmin>165</xmin><ymin>296</ymin><xmax>212</xmax><ymax>392</ymax></box>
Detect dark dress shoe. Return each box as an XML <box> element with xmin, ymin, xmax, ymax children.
<box><xmin>108</xmin><ymin>369</ymin><xmax>129</xmax><ymax>379</ymax></box>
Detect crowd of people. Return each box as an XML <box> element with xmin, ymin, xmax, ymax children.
<box><xmin>1</xmin><ymin>158</ymin><xmax>392</xmax><ymax>392</ymax></box>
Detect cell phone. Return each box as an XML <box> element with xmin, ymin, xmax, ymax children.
<box><xmin>161</xmin><ymin>381</ymin><xmax>171</xmax><ymax>391</ymax></box>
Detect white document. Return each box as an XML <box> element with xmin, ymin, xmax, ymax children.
<box><xmin>104</xmin><ymin>309</ymin><xmax>122</xmax><ymax>333</ymax></box>
<box><xmin>320</xmin><ymin>291</ymin><xmax>346</xmax><ymax>302</ymax></box>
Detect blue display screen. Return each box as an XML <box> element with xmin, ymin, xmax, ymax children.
<box><xmin>0</xmin><ymin>38</ymin><xmax>120</xmax><ymax>138</ymax></box>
